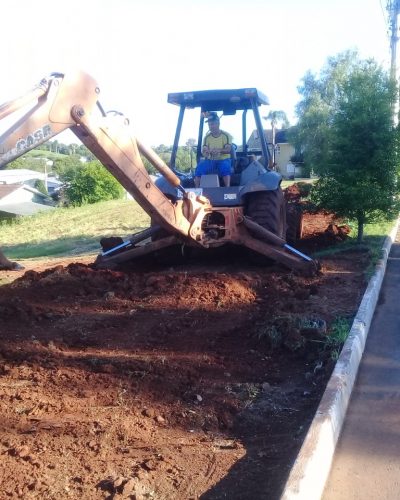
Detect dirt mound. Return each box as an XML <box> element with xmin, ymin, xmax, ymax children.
<box><xmin>298</xmin><ymin>211</ymin><xmax>351</xmax><ymax>252</ymax></box>
<box><xmin>0</xmin><ymin>231</ymin><xmax>369</xmax><ymax>499</ymax></box>
<box><xmin>0</xmin><ymin>197</ymin><xmax>363</xmax><ymax>499</ymax></box>
<box><xmin>283</xmin><ymin>183</ymin><xmax>350</xmax><ymax>248</ymax></box>
<box><xmin>284</xmin><ymin>183</ymin><xmax>302</xmax><ymax>202</ymax></box>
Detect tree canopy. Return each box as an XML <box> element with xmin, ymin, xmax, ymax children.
<box><xmin>263</xmin><ymin>110</ymin><xmax>289</xmax><ymax>130</ymax></box>
<box><xmin>62</xmin><ymin>161</ymin><xmax>125</xmax><ymax>206</ymax></box>
<box><xmin>293</xmin><ymin>51</ymin><xmax>400</xmax><ymax>242</ymax></box>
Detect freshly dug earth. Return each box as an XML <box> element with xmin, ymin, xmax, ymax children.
<box><xmin>0</xmin><ymin>212</ymin><xmax>369</xmax><ymax>499</ymax></box>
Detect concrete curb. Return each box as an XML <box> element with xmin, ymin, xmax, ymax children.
<box><xmin>280</xmin><ymin>219</ymin><xmax>400</xmax><ymax>500</ymax></box>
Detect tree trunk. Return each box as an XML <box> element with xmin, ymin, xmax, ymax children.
<box><xmin>357</xmin><ymin>215</ymin><xmax>364</xmax><ymax>244</ymax></box>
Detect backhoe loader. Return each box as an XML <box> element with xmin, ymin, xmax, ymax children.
<box><xmin>0</xmin><ymin>71</ymin><xmax>317</xmax><ymax>275</ymax></box>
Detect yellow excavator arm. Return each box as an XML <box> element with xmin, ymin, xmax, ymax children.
<box><xmin>0</xmin><ymin>71</ymin><xmax>318</xmax><ymax>275</ymax></box>
<box><xmin>0</xmin><ymin>71</ymin><xmax>208</xmax><ymax>239</ymax></box>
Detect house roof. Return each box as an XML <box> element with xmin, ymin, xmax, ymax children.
<box><xmin>0</xmin><ymin>183</ymin><xmax>55</xmax><ymax>215</ymax></box>
<box><xmin>0</xmin><ymin>182</ymin><xmax>52</xmax><ymax>200</ymax></box>
<box><xmin>0</xmin><ymin>169</ymin><xmax>46</xmax><ymax>183</ymax></box>
<box><xmin>0</xmin><ymin>184</ymin><xmax>21</xmax><ymax>200</ymax></box>
<box><xmin>247</xmin><ymin>128</ymin><xmax>290</xmax><ymax>149</ymax></box>
<box><xmin>0</xmin><ymin>201</ymin><xmax>55</xmax><ymax>216</ymax></box>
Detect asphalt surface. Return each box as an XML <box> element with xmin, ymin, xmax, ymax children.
<box><xmin>322</xmin><ymin>232</ymin><xmax>400</xmax><ymax>500</ymax></box>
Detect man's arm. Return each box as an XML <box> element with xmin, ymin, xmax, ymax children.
<box><xmin>202</xmin><ymin>135</ymin><xmax>210</xmax><ymax>158</ymax></box>
<box><xmin>220</xmin><ymin>143</ymin><xmax>232</xmax><ymax>154</ymax></box>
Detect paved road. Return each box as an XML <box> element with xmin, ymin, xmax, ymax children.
<box><xmin>323</xmin><ymin>234</ymin><xmax>400</xmax><ymax>500</ymax></box>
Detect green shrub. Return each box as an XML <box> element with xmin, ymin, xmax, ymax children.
<box><xmin>64</xmin><ymin>161</ymin><xmax>125</xmax><ymax>206</ymax></box>
<box><xmin>34</xmin><ymin>179</ymin><xmax>48</xmax><ymax>195</ymax></box>
<box><xmin>325</xmin><ymin>317</ymin><xmax>351</xmax><ymax>360</ymax></box>
<box><xmin>295</xmin><ymin>181</ymin><xmax>313</xmax><ymax>198</ymax></box>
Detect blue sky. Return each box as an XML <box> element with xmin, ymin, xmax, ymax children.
<box><xmin>1</xmin><ymin>0</ymin><xmax>391</xmax><ymax>146</ymax></box>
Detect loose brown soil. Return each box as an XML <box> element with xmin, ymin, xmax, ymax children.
<box><xmin>0</xmin><ymin>212</ymin><xmax>369</xmax><ymax>500</ymax></box>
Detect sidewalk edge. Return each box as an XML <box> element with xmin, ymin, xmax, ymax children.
<box><xmin>280</xmin><ymin>218</ymin><xmax>400</xmax><ymax>500</ymax></box>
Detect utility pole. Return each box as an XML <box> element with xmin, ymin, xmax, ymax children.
<box><xmin>388</xmin><ymin>0</ymin><xmax>400</xmax><ymax>80</ymax></box>
<box><xmin>387</xmin><ymin>0</ymin><xmax>400</xmax><ymax>120</ymax></box>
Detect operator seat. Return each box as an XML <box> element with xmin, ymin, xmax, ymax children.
<box><xmin>230</xmin><ymin>155</ymin><xmax>250</xmax><ymax>186</ymax></box>
<box><xmin>199</xmin><ymin>174</ymin><xmax>220</xmax><ymax>187</ymax></box>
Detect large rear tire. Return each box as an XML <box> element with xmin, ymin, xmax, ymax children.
<box><xmin>285</xmin><ymin>203</ymin><xmax>303</xmax><ymax>244</ymax></box>
<box><xmin>245</xmin><ymin>188</ymin><xmax>287</xmax><ymax>265</ymax></box>
<box><xmin>245</xmin><ymin>188</ymin><xmax>286</xmax><ymax>239</ymax></box>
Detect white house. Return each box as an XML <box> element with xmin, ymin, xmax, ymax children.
<box><xmin>0</xmin><ymin>168</ymin><xmax>62</xmax><ymax>194</ymax></box>
<box><xmin>0</xmin><ymin>169</ymin><xmax>46</xmax><ymax>186</ymax></box>
<box><xmin>0</xmin><ymin>184</ymin><xmax>55</xmax><ymax>218</ymax></box>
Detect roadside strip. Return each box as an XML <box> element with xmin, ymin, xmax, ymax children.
<box><xmin>280</xmin><ymin>218</ymin><xmax>400</xmax><ymax>500</ymax></box>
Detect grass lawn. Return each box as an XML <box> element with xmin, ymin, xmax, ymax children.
<box><xmin>280</xmin><ymin>178</ymin><xmax>397</xmax><ymax>274</ymax></box>
<box><xmin>0</xmin><ymin>198</ymin><xmax>150</xmax><ymax>259</ymax></box>
<box><xmin>24</xmin><ymin>150</ymin><xmax>68</xmax><ymax>161</ymax></box>
<box><xmin>314</xmin><ymin>219</ymin><xmax>397</xmax><ymax>278</ymax></box>
<box><xmin>1</xmin><ymin>195</ymin><xmax>397</xmax><ymax>271</ymax></box>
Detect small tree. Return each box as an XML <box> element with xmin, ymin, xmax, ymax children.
<box><xmin>292</xmin><ymin>51</ymin><xmax>360</xmax><ymax>174</ymax></box>
<box><xmin>185</xmin><ymin>138</ymin><xmax>197</xmax><ymax>171</ymax></box>
<box><xmin>63</xmin><ymin>161</ymin><xmax>124</xmax><ymax>206</ymax></box>
<box><xmin>141</xmin><ymin>143</ymin><xmax>197</xmax><ymax>173</ymax></box>
<box><xmin>34</xmin><ymin>179</ymin><xmax>48</xmax><ymax>195</ymax></box>
<box><xmin>295</xmin><ymin>51</ymin><xmax>400</xmax><ymax>242</ymax></box>
<box><xmin>52</xmin><ymin>155</ymin><xmax>82</xmax><ymax>177</ymax></box>
<box><xmin>263</xmin><ymin>110</ymin><xmax>290</xmax><ymax>166</ymax></box>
